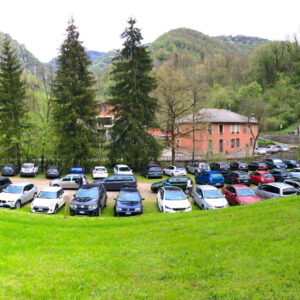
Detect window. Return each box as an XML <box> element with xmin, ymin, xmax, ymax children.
<box><xmin>235</xmin><ymin>125</ymin><xmax>240</xmax><ymax>133</ymax></box>
<box><xmin>176</xmin><ymin>127</ymin><xmax>180</xmax><ymax>134</ymax></box>
<box><xmin>219</xmin><ymin>124</ymin><xmax>224</xmax><ymax>134</ymax></box>
<box><xmin>236</xmin><ymin>138</ymin><xmax>240</xmax><ymax>148</ymax></box>
<box><xmin>231</xmin><ymin>139</ymin><xmax>235</xmax><ymax>148</ymax></box>
<box><xmin>176</xmin><ymin>139</ymin><xmax>180</xmax><ymax>147</ymax></box>
<box><xmin>231</xmin><ymin>125</ymin><xmax>235</xmax><ymax>133</ymax></box>
<box><xmin>100</xmin><ymin>104</ymin><xmax>106</xmax><ymax>112</ymax></box>
<box><xmin>243</xmin><ymin>127</ymin><xmax>247</xmax><ymax>134</ymax></box>
<box><xmin>208</xmin><ymin>140</ymin><xmax>213</xmax><ymax>150</ymax></box>
<box><xmin>250</xmin><ymin>137</ymin><xmax>253</xmax><ymax>146</ymax></box>
<box><xmin>208</xmin><ymin>124</ymin><xmax>213</xmax><ymax>134</ymax></box>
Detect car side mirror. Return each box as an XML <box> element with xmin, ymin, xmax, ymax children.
<box><xmin>114</xmin><ymin>198</ymin><xmax>117</xmax><ymax>201</ymax></box>
<box><xmin>141</xmin><ymin>198</ymin><xmax>145</xmax><ymax>201</ymax></box>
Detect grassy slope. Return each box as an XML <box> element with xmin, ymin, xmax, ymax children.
<box><xmin>0</xmin><ymin>196</ymin><xmax>299</xmax><ymax>299</ymax></box>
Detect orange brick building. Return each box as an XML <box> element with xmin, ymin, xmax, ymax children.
<box><xmin>176</xmin><ymin>108</ymin><xmax>258</xmax><ymax>155</ymax></box>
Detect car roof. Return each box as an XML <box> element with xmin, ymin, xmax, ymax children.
<box><xmin>79</xmin><ymin>184</ymin><xmax>100</xmax><ymax>189</ymax></box>
<box><xmin>41</xmin><ymin>186</ymin><xmax>62</xmax><ymax>192</ymax></box>
<box><xmin>116</xmin><ymin>164</ymin><xmax>129</xmax><ymax>167</ymax></box>
<box><xmin>232</xmin><ymin>171</ymin><xmax>248</xmax><ymax>174</ymax></box>
<box><xmin>255</xmin><ymin>170</ymin><xmax>270</xmax><ymax>174</ymax></box>
<box><xmin>208</xmin><ymin>171</ymin><xmax>222</xmax><ymax>174</ymax></box>
<box><xmin>229</xmin><ymin>184</ymin><xmax>250</xmax><ymax>189</ymax></box>
<box><xmin>264</xmin><ymin>182</ymin><xmax>293</xmax><ymax>188</ymax></box>
<box><xmin>22</xmin><ymin>163</ymin><xmax>34</xmax><ymax>165</ymax></box>
<box><xmin>162</xmin><ymin>186</ymin><xmax>181</xmax><ymax>191</ymax></box>
<box><xmin>10</xmin><ymin>182</ymin><xmax>33</xmax><ymax>186</ymax></box>
<box><xmin>197</xmin><ymin>185</ymin><xmax>218</xmax><ymax>191</ymax></box>
<box><xmin>120</xmin><ymin>187</ymin><xmax>139</xmax><ymax>192</ymax></box>
<box><xmin>94</xmin><ymin>166</ymin><xmax>106</xmax><ymax>168</ymax></box>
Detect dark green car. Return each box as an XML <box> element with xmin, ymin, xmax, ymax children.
<box><xmin>151</xmin><ymin>176</ymin><xmax>191</xmax><ymax>193</ymax></box>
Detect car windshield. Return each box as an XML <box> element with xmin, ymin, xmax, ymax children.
<box><xmin>22</xmin><ymin>164</ymin><xmax>33</xmax><ymax>169</ymax></box>
<box><xmin>48</xmin><ymin>168</ymin><xmax>58</xmax><ymax>171</ymax></box>
<box><xmin>263</xmin><ymin>174</ymin><xmax>273</xmax><ymax>179</ymax></box>
<box><xmin>236</xmin><ymin>189</ymin><xmax>255</xmax><ymax>197</ymax></box>
<box><xmin>176</xmin><ymin>167</ymin><xmax>185</xmax><ymax>170</ymax></box>
<box><xmin>72</xmin><ymin>167</ymin><xmax>83</xmax><ymax>171</ymax></box>
<box><xmin>289</xmin><ymin>160</ymin><xmax>297</xmax><ymax>164</ymax></box>
<box><xmin>282</xmin><ymin>189</ymin><xmax>296</xmax><ymax>195</ymax></box>
<box><xmin>4</xmin><ymin>185</ymin><xmax>23</xmax><ymax>194</ymax></box>
<box><xmin>119</xmin><ymin>167</ymin><xmax>130</xmax><ymax>171</ymax></box>
<box><xmin>211</xmin><ymin>173</ymin><xmax>223</xmax><ymax>178</ymax></box>
<box><xmin>220</xmin><ymin>163</ymin><xmax>229</xmax><ymax>168</ymax></box>
<box><xmin>76</xmin><ymin>188</ymin><xmax>98</xmax><ymax>198</ymax></box>
<box><xmin>165</xmin><ymin>190</ymin><xmax>186</xmax><ymax>200</ymax></box>
<box><xmin>117</xmin><ymin>191</ymin><xmax>140</xmax><ymax>201</ymax></box>
<box><xmin>38</xmin><ymin>191</ymin><xmax>57</xmax><ymax>199</ymax></box>
<box><xmin>150</xmin><ymin>167</ymin><xmax>161</xmax><ymax>171</ymax></box>
<box><xmin>239</xmin><ymin>163</ymin><xmax>247</xmax><ymax>167</ymax></box>
<box><xmin>203</xmin><ymin>190</ymin><xmax>223</xmax><ymax>199</ymax></box>
<box><xmin>95</xmin><ymin>168</ymin><xmax>105</xmax><ymax>171</ymax></box>
<box><xmin>258</xmin><ymin>148</ymin><xmax>265</xmax><ymax>151</ymax></box>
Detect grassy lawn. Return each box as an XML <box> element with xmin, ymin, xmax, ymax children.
<box><xmin>263</xmin><ymin>124</ymin><xmax>296</xmax><ymax>135</ymax></box>
<box><xmin>0</xmin><ymin>196</ymin><xmax>299</xmax><ymax>299</ymax></box>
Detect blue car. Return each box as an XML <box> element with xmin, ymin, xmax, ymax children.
<box><xmin>114</xmin><ymin>187</ymin><xmax>144</xmax><ymax>216</ymax></box>
<box><xmin>195</xmin><ymin>170</ymin><xmax>224</xmax><ymax>187</ymax></box>
<box><xmin>70</xmin><ymin>166</ymin><xmax>84</xmax><ymax>175</ymax></box>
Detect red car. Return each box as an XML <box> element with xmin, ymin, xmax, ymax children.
<box><xmin>250</xmin><ymin>171</ymin><xmax>274</xmax><ymax>185</ymax></box>
<box><xmin>222</xmin><ymin>184</ymin><xmax>261</xmax><ymax>205</ymax></box>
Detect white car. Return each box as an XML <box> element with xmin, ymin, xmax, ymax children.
<box><xmin>163</xmin><ymin>165</ymin><xmax>187</xmax><ymax>177</ymax></box>
<box><xmin>113</xmin><ymin>164</ymin><xmax>133</xmax><ymax>175</ymax></box>
<box><xmin>31</xmin><ymin>187</ymin><xmax>66</xmax><ymax>214</ymax></box>
<box><xmin>92</xmin><ymin>166</ymin><xmax>108</xmax><ymax>179</ymax></box>
<box><xmin>50</xmin><ymin>174</ymin><xmax>88</xmax><ymax>189</ymax></box>
<box><xmin>254</xmin><ymin>148</ymin><xmax>267</xmax><ymax>155</ymax></box>
<box><xmin>278</xmin><ymin>144</ymin><xmax>289</xmax><ymax>152</ymax></box>
<box><xmin>193</xmin><ymin>185</ymin><xmax>228</xmax><ymax>210</ymax></box>
<box><xmin>20</xmin><ymin>163</ymin><xmax>39</xmax><ymax>177</ymax></box>
<box><xmin>0</xmin><ymin>182</ymin><xmax>37</xmax><ymax>209</ymax></box>
<box><xmin>186</xmin><ymin>162</ymin><xmax>210</xmax><ymax>174</ymax></box>
<box><xmin>289</xmin><ymin>168</ymin><xmax>300</xmax><ymax>179</ymax></box>
<box><xmin>157</xmin><ymin>186</ymin><xmax>192</xmax><ymax>213</ymax></box>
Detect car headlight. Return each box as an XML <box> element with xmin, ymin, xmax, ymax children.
<box><xmin>88</xmin><ymin>205</ymin><xmax>98</xmax><ymax>209</ymax></box>
<box><xmin>70</xmin><ymin>203</ymin><xmax>77</xmax><ymax>209</ymax></box>
<box><xmin>134</xmin><ymin>207</ymin><xmax>141</xmax><ymax>211</ymax></box>
<box><xmin>116</xmin><ymin>207</ymin><xmax>122</xmax><ymax>211</ymax></box>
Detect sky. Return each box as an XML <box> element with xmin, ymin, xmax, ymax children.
<box><xmin>0</xmin><ymin>0</ymin><xmax>299</xmax><ymax>62</ymax></box>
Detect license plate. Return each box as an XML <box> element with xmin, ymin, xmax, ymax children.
<box><xmin>79</xmin><ymin>211</ymin><xmax>85</xmax><ymax>214</ymax></box>
<box><xmin>38</xmin><ymin>208</ymin><xmax>43</xmax><ymax>211</ymax></box>
<box><xmin>0</xmin><ymin>203</ymin><xmax>3</xmax><ymax>206</ymax></box>
<box><xmin>126</xmin><ymin>212</ymin><xmax>131</xmax><ymax>215</ymax></box>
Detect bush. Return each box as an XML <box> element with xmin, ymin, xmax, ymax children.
<box><xmin>264</xmin><ymin>119</ymin><xmax>279</xmax><ymax>131</ymax></box>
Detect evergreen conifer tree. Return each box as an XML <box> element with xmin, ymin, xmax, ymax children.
<box><xmin>52</xmin><ymin>19</ymin><xmax>97</xmax><ymax>167</ymax></box>
<box><xmin>0</xmin><ymin>36</ymin><xmax>26</xmax><ymax>166</ymax></box>
<box><xmin>109</xmin><ymin>18</ymin><xmax>161</xmax><ymax>170</ymax></box>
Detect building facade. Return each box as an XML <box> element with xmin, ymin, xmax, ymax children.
<box><xmin>96</xmin><ymin>101</ymin><xmax>114</xmax><ymax>141</ymax></box>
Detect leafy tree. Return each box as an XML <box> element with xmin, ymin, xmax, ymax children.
<box><xmin>51</xmin><ymin>19</ymin><xmax>97</xmax><ymax>168</ymax></box>
<box><xmin>108</xmin><ymin>18</ymin><xmax>161</xmax><ymax>170</ymax></box>
<box><xmin>0</xmin><ymin>36</ymin><xmax>26</xmax><ymax>166</ymax></box>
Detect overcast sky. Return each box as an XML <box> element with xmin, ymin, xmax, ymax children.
<box><xmin>0</xmin><ymin>0</ymin><xmax>299</xmax><ymax>62</ymax></box>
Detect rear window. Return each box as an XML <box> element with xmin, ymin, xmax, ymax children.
<box><xmin>176</xmin><ymin>167</ymin><xmax>185</xmax><ymax>170</ymax></box>
<box><xmin>282</xmin><ymin>189</ymin><xmax>296</xmax><ymax>195</ymax></box>
<box><xmin>211</xmin><ymin>173</ymin><xmax>223</xmax><ymax>178</ymax></box>
<box><xmin>119</xmin><ymin>176</ymin><xmax>134</xmax><ymax>181</ymax></box>
<box><xmin>239</xmin><ymin>163</ymin><xmax>247</xmax><ymax>167</ymax></box>
<box><xmin>95</xmin><ymin>168</ymin><xmax>106</xmax><ymax>171</ymax></box>
<box><xmin>22</xmin><ymin>164</ymin><xmax>33</xmax><ymax>169</ymax></box>
<box><xmin>239</xmin><ymin>174</ymin><xmax>250</xmax><ymax>179</ymax></box>
<box><xmin>263</xmin><ymin>174</ymin><xmax>273</xmax><ymax>179</ymax></box>
<box><xmin>150</xmin><ymin>167</ymin><xmax>161</xmax><ymax>171</ymax></box>
<box><xmin>273</xmin><ymin>159</ymin><xmax>283</xmax><ymax>164</ymax></box>
<box><xmin>220</xmin><ymin>163</ymin><xmax>229</xmax><ymax>168</ymax></box>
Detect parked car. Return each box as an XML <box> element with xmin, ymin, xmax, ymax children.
<box><xmin>151</xmin><ymin>176</ymin><xmax>190</xmax><ymax>193</ymax></box>
<box><xmin>20</xmin><ymin>163</ymin><xmax>39</xmax><ymax>177</ymax></box>
<box><xmin>266</xmin><ymin>145</ymin><xmax>278</xmax><ymax>153</ymax></box>
<box><xmin>283</xmin><ymin>178</ymin><xmax>300</xmax><ymax>195</ymax></box>
<box><xmin>70</xmin><ymin>166</ymin><xmax>84</xmax><ymax>175</ymax></box>
<box><xmin>264</xmin><ymin>158</ymin><xmax>287</xmax><ymax>169</ymax></box>
<box><xmin>254</xmin><ymin>182</ymin><xmax>297</xmax><ymax>199</ymax></box>
<box><xmin>31</xmin><ymin>186</ymin><xmax>66</xmax><ymax>214</ymax></box>
<box><xmin>140</xmin><ymin>164</ymin><xmax>162</xmax><ymax>179</ymax></box>
<box><xmin>250</xmin><ymin>171</ymin><xmax>274</xmax><ymax>185</ymax></box>
<box><xmin>269</xmin><ymin>169</ymin><xmax>292</xmax><ymax>182</ymax></box>
<box><xmin>210</xmin><ymin>162</ymin><xmax>230</xmax><ymax>175</ymax></box>
<box><xmin>186</xmin><ymin>162</ymin><xmax>210</xmax><ymax>174</ymax></box>
<box><xmin>278</xmin><ymin>144</ymin><xmax>289</xmax><ymax>152</ymax></box>
<box><xmin>248</xmin><ymin>161</ymin><xmax>268</xmax><ymax>171</ymax></box>
<box><xmin>254</xmin><ymin>148</ymin><xmax>267</xmax><ymax>155</ymax></box>
<box><xmin>45</xmin><ymin>166</ymin><xmax>62</xmax><ymax>179</ymax></box>
<box><xmin>50</xmin><ymin>174</ymin><xmax>88</xmax><ymax>189</ymax></box>
<box><xmin>289</xmin><ymin>168</ymin><xmax>300</xmax><ymax>179</ymax></box>
<box><xmin>274</xmin><ymin>145</ymin><xmax>283</xmax><ymax>152</ymax></box>
<box><xmin>92</xmin><ymin>166</ymin><xmax>108</xmax><ymax>179</ymax></box>
<box><xmin>93</xmin><ymin>175</ymin><xmax>137</xmax><ymax>191</ymax></box>
<box><xmin>192</xmin><ymin>185</ymin><xmax>228</xmax><ymax>210</ymax></box>
<box><xmin>0</xmin><ymin>177</ymin><xmax>11</xmax><ymax>193</ymax></box>
<box><xmin>230</xmin><ymin>161</ymin><xmax>248</xmax><ymax>172</ymax></box>
<box><xmin>195</xmin><ymin>170</ymin><xmax>224</xmax><ymax>187</ymax></box>
<box><xmin>70</xmin><ymin>183</ymin><xmax>107</xmax><ymax>216</ymax></box>
<box><xmin>113</xmin><ymin>164</ymin><xmax>133</xmax><ymax>175</ymax></box>
<box><xmin>163</xmin><ymin>165</ymin><xmax>187</xmax><ymax>177</ymax></box>
<box><xmin>114</xmin><ymin>187</ymin><xmax>144</xmax><ymax>216</ymax></box>
<box><xmin>157</xmin><ymin>186</ymin><xmax>192</xmax><ymax>213</ymax></box>
<box><xmin>223</xmin><ymin>171</ymin><xmax>251</xmax><ymax>186</ymax></box>
<box><xmin>1</xmin><ymin>164</ymin><xmax>19</xmax><ymax>176</ymax></box>
<box><xmin>0</xmin><ymin>182</ymin><xmax>37</xmax><ymax>209</ymax></box>
<box><xmin>222</xmin><ymin>185</ymin><xmax>261</xmax><ymax>205</ymax></box>
<box><xmin>283</xmin><ymin>159</ymin><xmax>300</xmax><ymax>169</ymax></box>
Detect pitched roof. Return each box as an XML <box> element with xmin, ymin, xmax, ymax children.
<box><xmin>178</xmin><ymin>108</ymin><xmax>257</xmax><ymax>124</ymax></box>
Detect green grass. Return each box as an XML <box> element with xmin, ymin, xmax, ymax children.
<box><xmin>263</xmin><ymin>124</ymin><xmax>296</xmax><ymax>135</ymax></box>
<box><xmin>258</xmin><ymin>138</ymin><xmax>275</xmax><ymax>145</ymax></box>
<box><xmin>0</xmin><ymin>196</ymin><xmax>299</xmax><ymax>299</ymax></box>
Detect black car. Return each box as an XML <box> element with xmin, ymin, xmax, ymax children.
<box><xmin>223</xmin><ymin>171</ymin><xmax>251</xmax><ymax>186</ymax></box>
<box><xmin>114</xmin><ymin>187</ymin><xmax>144</xmax><ymax>216</ymax></box>
<box><xmin>1</xmin><ymin>164</ymin><xmax>19</xmax><ymax>176</ymax></box>
<box><xmin>210</xmin><ymin>162</ymin><xmax>230</xmax><ymax>175</ymax></box>
<box><xmin>70</xmin><ymin>184</ymin><xmax>107</xmax><ymax>216</ymax></box>
<box><xmin>93</xmin><ymin>175</ymin><xmax>137</xmax><ymax>191</ymax></box>
<box><xmin>269</xmin><ymin>169</ymin><xmax>292</xmax><ymax>182</ymax></box>
<box><xmin>248</xmin><ymin>162</ymin><xmax>268</xmax><ymax>171</ymax></box>
<box><xmin>45</xmin><ymin>166</ymin><xmax>62</xmax><ymax>179</ymax></box>
<box><xmin>263</xmin><ymin>158</ymin><xmax>287</xmax><ymax>169</ymax></box>
<box><xmin>284</xmin><ymin>178</ymin><xmax>300</xmax><ymax>195</ymax></box>
<box><xmin>230</xmin><ymin>161</ymin><xmax>248</xmax><ymax>172</ymax></box>
<box><xmin>0</xmin><ymin>177</ymin><xmax>12</xmax><ymax>192</ymax></box>
<box><xmin>283</xmin><ymin>159</ymin><xmax>300</xmax><ymax>169</ymax></box>
<box><xmin>140</xmin><ymin>164</ymin><xmax>163</xmax><ymax>179</ymax></box>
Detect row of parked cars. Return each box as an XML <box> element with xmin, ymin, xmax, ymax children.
<box><xmin>254</xmin><ymin>144</ymin><xmax>289</xmax><ymax>155</ymax></box>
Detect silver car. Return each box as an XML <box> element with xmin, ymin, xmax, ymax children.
<box><xmin>254</xmin><ymin>182</ymin><xmax>297</xmax><ymax>199</ymax></box>
<box><xmin>187</xmin><ymin>162</ymin><xmax>210</xmax><ymax>174</ymax></box>
<box><xmin>50</xmin><ymin>174</ymin><xmax>87</xmax><ymax>189</ymax></box>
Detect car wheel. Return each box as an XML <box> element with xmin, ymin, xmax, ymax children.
<box><xmin>54</xmin><ymin>205</ymin><xmax>59</xmax><ymax>214</ymax></box>
<box><xmin>201</xmin><ymin>204</ymin><xmax>205</xmax><ymax>210</ymax></box>
<box><xmin>32</xmin><ymin>193</ymin><xmax>37</xmax><ymax>201</ymax></box>
<box><xmin>98</xmin><ymin>206</ymin><xmax>102</xmax><ymax>216</ymax></box>
<box><xmin>70</xmin><ymin>210</ymin><xmax>75</xmax><ymax>216</ymax></box>
<box><xmin>15</xmin><ymin>200</ymin><xmax>21</xmax><ymax>209</ymax></box>
<box><xmin>171</xmin><ymin>173</ymin><xmax>175</xmax><ymax>177</ymax></box>
<box><xmin>104</xmin><ymin>196</ymin><xmax>107</xmax><ymax>207</ymax></box>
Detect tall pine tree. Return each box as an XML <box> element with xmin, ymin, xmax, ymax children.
<box><xmin>109</xmin><ymin>18</ymin><xmax>161</xmax><ymax>170</ymax></box>
<box><xmin>0</xmin><ymin>36</ymin><xmax>26</xmax><ymax>166</ymax></box>
<box><xmin>52</xmin><ymin>19</ymin><xmax>97</xmax><ymax>168</ymax></box>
